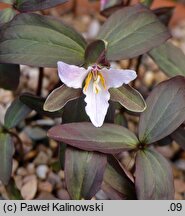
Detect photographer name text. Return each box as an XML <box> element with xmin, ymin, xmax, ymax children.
<box><xmin>3</xmin><ymin>202</ymin><xmax>104</xmax><ymax>213</ymax></box>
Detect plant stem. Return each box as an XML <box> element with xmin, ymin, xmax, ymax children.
<box><xmin>72</xmin><ymin>0</ymin><xmax>77</xmax><ymax>17</ymax></box>
<box><xmin>36</xmin><ymin>67</ymin><xmax>44</xmax><ymax>96</ymax></box>
<box><xmin>125</xmin><ymin>0</ymin><xmax>131</xmax><ymax>6</ymax></box>
<box><xmin>135</xmin><ymin>55</ymin><xmax>142</xmax><ymax>73</ymax></box>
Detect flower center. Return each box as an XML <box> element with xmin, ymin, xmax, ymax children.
<box><xmin>83</xmin><ymin>65</ymin><xmax>106</xmax><ymax>94</ymax></box>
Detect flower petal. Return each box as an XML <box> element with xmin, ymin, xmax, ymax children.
<box><xmin>101</xmin><ymin>68</ymin><xmax>137</xmax><ymax>88</ymax></box>
<box><xmin>83</xmin><ymin>81</ymin><xmax>110</xmax><ymax>127</ymax></box>
<box><xmin>58</xmin><ymin>61</ymin><xmax>88</xmax><ymax>89</ymax></box>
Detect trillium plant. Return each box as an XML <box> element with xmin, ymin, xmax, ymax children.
<box><xmin>0</xmin><ymin>0</ymin><xmax>185</xmax><ymax>200</ymax></box>
<box><xmin>57</xmin><ymin>61</ymin><xmax>137</xmax><ymax>127</ymax></box>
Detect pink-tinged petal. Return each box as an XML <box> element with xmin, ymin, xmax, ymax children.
<box><xmin>102</xmin><ymin>68</ymin><xmax>137</xmax><ymax>89</ymax></box>
<box><xmin>83</xmin><ymin>81</ymin><xmax>110</xmax><ymax>127</ymax></box>
<box><xmin>57</xmin><ymin>61</ymin><xmax>88</xmax><ymax>89</ymax></box>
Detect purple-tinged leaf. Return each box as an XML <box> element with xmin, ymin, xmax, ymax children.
<box><xmin>0</xmin><ymin>13</ymin><xmax>86</xmax><ymax>67</ymax></box>
<box><xmin>139</xmin><ymin>76</ymin><xmax>185</xmax><ymax>144</ymax></box>
<box><xmin>14</xmin><ymin>0</ymin><xmax>68</xmax><ymax>12</ymax></box>
<box><xmin>20</xmin><ymin>93</ymin><xmax>63</xmax><ymax>118</ymax></box>
<box><xmin>101</xmin><ymin>184</ymin><xmax>125</xmax><ymax>200</ymax></box>
<box><xmin>65</xmin><ymin>147</ymin><xmax>107</xmax><ymax>200</ymax></box>
<box><xmin>103</xmin><ymin>156</ymin><xmax>136</xmax><ymax>199</ymax></box>
<box><xmin>0</xmin><ymin>8</ymin><xmax>16</xmax><ymax>25</ymax></box>
<box><xmin>100</xmin><ymin>0</ymin><xmax>122</xmax><ymax>11</ymax></box>
<box><xmin>110</xmin><ymin>85</ymin><xmax>146</xmax><ymax>112</ymax></box>
<box><xmin>135</xmin><ymin>148</ymin><xmax>174</xmax><ymax>200</ymax></box>
<box><xmin>44</xmin><ymin>85</ymin><xmax>82</xmax><ymax>112</ymax></box>
<box><xmin>4</xmin><ymin>97</ymin><xmax>31</xmax><ymax>129</ymax></box>
<box><xmin>154</xmin><ymin>7</ymin><xmax>174</xmax><ymax>26</ymax></box>
<box><xmin>149</xmin><ymin>42</ymin><xmax>185</xmax><ymax>77</ymax></box>
<box><xmin>48</xmin><ymin>122</ymin><xmax>139</xmax><ymax>154</ymax></box>
<box><xmin>84</xmin><ymin>40</ymin><xmax>109</xmax><ymax>67</ymax></box>
<box><xmin>97</xmin><ymin>4</ymin><xmax>170</xmax><ymax>61</ymax></box>
<box><xmin>171</xmin><ymin>127</ymin><xmax>185</xmax><ymax>150</ymax></box>
<box><xmin>0</xmin><ymin>63</ymin><xmax>20</xmax><ymax>90</ymax></box>
<box><xmin>0</xmin><ymin>133</ymin><xmax>14</xmax><ymax>185</ymax></box>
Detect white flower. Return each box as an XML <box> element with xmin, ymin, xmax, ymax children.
<box><xmin>58</xmin><ymin>61</ymin><xmax>137</xmax><ymax>127</ymax></box>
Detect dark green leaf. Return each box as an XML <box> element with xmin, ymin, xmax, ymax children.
<box><xmin>114</xmin><ymin>112</ymin><xmax>128</xmax><ymax>127</ymax></box>
<box><xmin>157</xmin><ymin>136</ymin><xmax>172</xmax><ymax>146</ymax></box>
<box><xmin>20</xmin><ymin>92</ymin><xmax>63</xmax><ymax>118</ymax></box>
<box><xmin>48</xmin><ymin>122</ymin><xmax>139</xmax><ymax>153</ymax></box>
<box><xmin>0</xmin><ymin>8</ymin><xmax>16</xmax><ymax>25</ymax></box>
<box><xmin>4</xmin><ymin>97</ymin><xmax>31</xmax><ymax>129</ymax></box>
<box><xmin>65</xmin><ymin>147</ymin><xmax>107</xmax><ymax>200</ymax></box>
<box><xmin>0</xmin><ymin>133</ymin><xmax>14</xmax><ymax>185</ymax></box>
<box><xmin>103</xmin><ymin>156</ymin><xmax>136</xmax><ymax>199</ymax></box>
<box><xmin>44</xmin><ymin>85</ymin><xmax>82</xmax><ymax>112</ymax></box>
<box><xmin>139</xmin><ymin>76</ymin><xmax>185</xmax><ymax>144</ymax></box>
<box><xmin>97</xmin><ymin>4</ymin><xmax>170</xmax><ymax>61</ymax></box>
<box><xmin>60</xmin><ymin>97</ymin><xmax>89</xmax><ymax>170</ymax></box>
<box><xmin>171</xmin><ymin>127</ymin><xmax>185</xmax><ymax>150</ymax></box>
<box><xmin>110</xmin><ymin>85</ymin><xmax>146</xmax><ymax>112</ymax></box>
<box><xmin>62</xmin><ymin>97</ymin><xmax>89</xmax><ymax>123</ymax></box>
<box><xmin>0</xmin><ymin>63</ymin><xmax>20</xmax><ymax>90</ymax></box>
<box><xmin>0</xmin><ymin>13</ymin><xmax>86</xmax><ymax>67</ymax></box>
<box><xmin>15</xmin><ymin>0</ymin><xmax>68</xmax><ymax>12</ymax></box>
<box><xmin>59</xmin><ymin>144</ymin><xmax>66</xmax><ymax>170</ymax></box>
<box><xmin>149</xmin><ymin>42</ymin><xmax>185</xmax><ymax>77</ymax></box>
<box><xmin>84</xmin><ymin>40</ymin><xmax>108</xmax><ymax>67</ymax></box>
<box><xmin>135</xmin><ymin>148</ymin><xmax>174</xmax><ymax>199</ymax></box>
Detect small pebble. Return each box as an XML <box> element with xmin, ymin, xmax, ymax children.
<box><xmin>27</xmin><ymin>163</ymin><xmax>35</xmax><ymax>175</ymax></box>
<box><xmin>36</xmin><ymin>165</ymin><xmax>49</xmax><ymax>180</ymax></box>
<box><xmin>34</xmin><ymin>151</ymin><xmax>49</xmax><ymax>165</ymax></box>
<box><xmin>36</xmin><ymin>192</ymin><xmax>57</xmax><ymax>200</ymax></box>
<box><xmin>47</xmin><ymin>172</ymin><xmax>61</xmax><ymax>188</ymax></box>
<box><xmin>38</xmin><ymin>181</ymin><xmax>53</xmax><ymax>193</ymax></box>
<box><xmin>14</xmin><ymin>176</ymin><xmax>23</xmax><ymax>190</ymax></box>
<box><xmin>56</xmin><ymin>189</ymin><xmax>71</xmax><ymax>200</ymax></box>
<box><xmin>17</xmin><ymin>167</ymin><xmax>27</xmax><ymax>176</ymax></box>
<box><xmin>21</xmin><ymin>176</ymin><xmax>37</xmax><ymax>200</ymax></box>
<box><xmin>174</xmin><ymin>179</ymin><xmax>185</xmax><ymax>193</ymax></box>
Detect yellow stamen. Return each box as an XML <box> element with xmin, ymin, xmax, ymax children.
<box><xmin>98</xmin><ymin>72</ymin><xmax>106</xmax><ymax>89</ymax></box>
<box><xmin>84</xmin><ymin>72</ymin><xmax>92</xmax><ymax>92</ymax></box>
<box><xmin>83</xmin><ymin>68</ymin><xmax>107</xmax><ymax>94</ymax></box>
